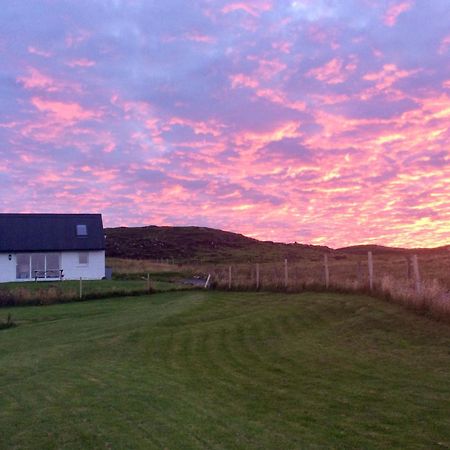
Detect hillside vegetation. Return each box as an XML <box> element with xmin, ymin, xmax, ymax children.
<box><xmin>105</xmin><ymin>225</ymin><xmax>330</xmax><ymax>263</ymax></box>
<box><xmin>105</xmin><ymin>225</ymin><xmax>450</xmax><ymax>263</ymax></box>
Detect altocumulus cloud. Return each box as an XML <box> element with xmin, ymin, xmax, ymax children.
<box><xmin>0</xmin><ymin>0</ymin><xmax>449</xmax><ymax>247</ymax></box>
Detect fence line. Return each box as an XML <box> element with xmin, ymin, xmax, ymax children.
<box><xmin>284</xmin><ymin>259</ymin><xmax>288</xmax><ymax>288</ymax></box>
<box><xmin>368</xmin><ymin>251</ymin><xmax>374</xmax><ymax>291</ymax></box>
<box><xmin>202</xmin><ymin>252</ymin><xmax>449</xmax><ymax>321</ymax></box>
<box><xmin>324</xmin><ymin>254</ymin><xmax>330</xmax><ymax>289</ymax></box>
<box><xmin>256</xmin><ymin>263</ymin><xmax>260</xmax><ymax>290</ymax></box>
<box><xmin>412</xmin><ymin>255</ymin><xmax>421</xmax><ymax>295</ymax></box>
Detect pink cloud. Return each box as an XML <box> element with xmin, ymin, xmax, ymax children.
<box><xmin>79</xmin><ymin>166</ymin><xmax>119</xmax><ymax>182</ymax></box>
<box><xmin>221</xmin><ymin>1</ymin><xmax>272</xmax><ymax>17</ymax></box>
<box><xmin>184</xmin><ymin>31</ymin><xmax>216</xmax><ymax>44</ymax></box>
<box><xmin>306</xmin><ymin>25</ymin><xmax>339</xmax><ymax>49</ymax></box>
<box><xmin>66</xmin><ymin>59</ymin><xmax>96</xmax><ymax>68</ymax></box>
<box><xmin>363</xmin><ymin>63</ymin><xmax>418</xmax><ymax>91</ymax></box>
<box><xmin>271</xmin><ymin>41</ymin><xmax>292</xmax><ymax>54</ymax></box>
<box><xmin>233</xmin><ymin>120</ymin><xmax>300</xmax><ymax>149</ymax></box>
<box><xmin>17</xmin><ymin>67</ymin><xmax>81</xmax><ymax>93</ymax></box>
<box><xmin>438</xmin><ymin>35</ymin><xmax>450</xmax><ymax>54</ymax></box>
<box><xmin>0</xmin><ymin>121</ymin><xmax>19</xmax><ymax>129</ymax></box>
<box><xmin>248</xmin><ymin>57</ymin><xmax>287</xmax><ymax>80</ymax></box>
<box><xmin>230</xmin><ymin>73</ymin><xmax>259</xmax><ymax>89</ymax></box>
<box><xmin>27</xmin><ymin>46</ymin><xmax>52</xmax><ymax>58</ymax></box>
<box><xmin>306</xmin><ymin>57</ymin><xmax>357</xmax><ymax>85</ymax></box>
<box><xmin>17</xmin><ymin>68</ymin><xmax>59</xmax><ymax>91</ymax></box>
<box><xmin>162</xmin><ymin>31</ymin><xmax>216</xmax><ymax>44</ymax></box>
<box><xmin>230</xmin><ymin>71</ymin><xmax>306</xmax><ymax>111</ymax></box>
<box><xmin>167</xmin><ymin>117</ymin><xmax>224</xmax><ymax>137</ymax></box>
<box><xmin>31</xmin><ymin>97</ymin><xmax>102</xmax><ymax>122</ymax></box>
<box><xmin>255</xmin><ymin>88</ymin><xmax>306</xmax><ymax>111</ymax></box>
<box><xmin>161</xmin><ymin>184</ymin><xmax>192</xmax><ymax>201</ymax></box>
<box><xmin>65</xmin><ymin>29</ymin><xmax>91</xmax><ymax>48</ymax></box>
<box><xmin>103</xmin><ymin>142</ymin><xmax>115</xmax><ymax>153</ymax></box>
<box><xmin>383</xmin><ymin>1</ymin><xmax>414</xmax><ymax>26</ymax></box>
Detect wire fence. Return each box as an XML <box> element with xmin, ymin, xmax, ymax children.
<box><xmin>197</xmin><ymin>252</ymin><xmax>450</xmax><ymax>321</ymax></box>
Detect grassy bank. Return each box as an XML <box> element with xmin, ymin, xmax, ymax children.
<box><xmin>0</xmin><ymin>278</ymin><xmax>189</xmax><ymax>307</ymax></box>
<box><xmin>1</xmin><ymin>291</ymin><xmax>449</xmax><ymax>449</ymax></box>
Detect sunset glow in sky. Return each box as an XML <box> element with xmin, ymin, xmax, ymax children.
<box><xmin>1</xmin><ymin>0</ymin><xmax>449</xmax><ymax>247</ymax></box>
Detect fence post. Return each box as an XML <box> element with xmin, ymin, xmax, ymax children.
<box><xmin>406</xmin><ymin>256</ymin><xmax>412</xmax><ymax>281</ymax></box>
<box><xmin>228</xmin><ymin>265</ymin><xmax>232</xmax><ymax>289</ymax></box>
<box><xmin>324</xmin><ymin>254</ymin><xmax>330</xmax><ymax>289</ymax></box>
<box><xmin>256</xmin><ymin>263</ymin><xmax>260</xmax><ymax>289</ymax></box>
<box><xmin>284</xmin><ymin>259</ymin><xmax>288</xmax><ymax>289</ymax></box>
<box><xmin>79</xmin><ymin>277</ymin><xmax>83</xmax><ymax>299</ymax></box>
<box><xmin>357</xmin><ymin>261</ymin><xmax>362</xmax><ymax>285</ymax></box>
<box><xmin>204</xmin><ymin>274</ymin><xmax>211</xmax><ymax>289</ymax></box>
<box><xmin>147</xmin><ymin>273</ymin><xmax>150</xmax><ymax>293</ymax></box>
<box><xmin>368</xmin><ymin>251</ymin><xmax>374</xmax><ymax>291</ymax></box>
<box><xmin>412</xmin><ymin>255</ymin><xmax>421</xmax><ymax>295</ymax></box>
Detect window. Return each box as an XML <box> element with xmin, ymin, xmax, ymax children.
<box><xmin>78</xmin><ymin>252</ymin><xmax>89</xmax><ymax>265</ymax></box>
<box><xmin>76</xmin><ymin>224</ymin><xmax>87</xmax><ymax>236</ymax></box>
<box><xmin>31</xmin><ymin>254</ymin><xmax>45</xmax><ymax>278</ymax></box>
<box><xmin>16</xmin><ymin>253</ymin><xmax>61</xmax><ymax>279</ymax></box>
<box><xmin>46</xmin><ymin>254</ymin><xmax>61</xmax><ymax>278</ymax></box>
<box><xmin>16</xmin><ymin>254</ymin><xmax>30</xmax><ymax>279</ymax></box>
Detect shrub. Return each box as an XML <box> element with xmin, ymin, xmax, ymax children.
<box><xmin>0</xmin><ymin>313</ymin><xmax>16</xmax><ymax>330</ymax></box>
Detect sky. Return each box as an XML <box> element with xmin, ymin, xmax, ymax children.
<box><xmin>1</xmin><ymin>0</ymin><xmax>449</xmax><ymax>248</ymax></box>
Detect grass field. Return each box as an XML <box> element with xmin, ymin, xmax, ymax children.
<box><xmin>1</xmin><ymin>291</ymin><xmax>449</xmax><ymax>449</ymax></box>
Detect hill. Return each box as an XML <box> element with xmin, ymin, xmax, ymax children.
<box><xmin>105</xmin><ymin>225</ymin><xmax>331</xmax><ymax>263</ymax></box>
<box><xmin>335</xmin><ymin>244</ymin><xmax>409</xmax><ymax>255</ymax></box>
<box><xmin>336</xmin><ymin>244</ymin><xmax>450</xmax><ymax>256</ymax></box>
<box><xmin>105</xmin><ymin>225</ymin><xmax>449</xmax><ymax>263</ymax></box>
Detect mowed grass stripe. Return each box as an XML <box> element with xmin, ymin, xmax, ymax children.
<box><xmin>0</xmin><ymin>291</ymin><xmax>449</xmax><ymax>449</ymax></box>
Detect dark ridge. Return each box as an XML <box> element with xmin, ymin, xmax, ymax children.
<box><xmin>335</xmin><ymin>245</ymin><xmax>409</xmax><ymax>255</ymax></box>
<box><xmin>105</xmin><ymin>225</ymin><xmax>449</xmax><ymax>263</ymax></box>
<box><xmin>336</xmin><ymin>244</ymin><xmax>450</xmax><ymax>255</ymax></box>
<box><xmin>105</xmin><ymin>225</ymin><xmax>331</xmax><ymax>263</ymax></box>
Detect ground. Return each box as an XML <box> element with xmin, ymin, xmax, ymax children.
<box><xmin>0</xmin><ymin>291</ymin><xmax>449</xmax><ymax>449</ymax></box>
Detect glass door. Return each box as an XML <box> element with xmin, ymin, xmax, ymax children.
<box><xmin>16</xmin><ymin>254</ymin><xmax>30</xmax><ymax>279</ymax></box>
<box><xmin>46</xmin><ymin>253</ymin><xmax>61</xmax><ymax>278</ymax></box>
<box><xmin>31</xmin><ymin>254</ymin><xmax>45</xmax><ymax>279</ymax></box>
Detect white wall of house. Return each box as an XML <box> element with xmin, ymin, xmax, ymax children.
<box><xmin>0</xmin><ymin>250</ymin><xmax>105</xmax><ymax>283</ymax></box>
<box><xmin>61</xmin><ymin>250</ymin><xmax>105</xmax><ymax>280</ymax></box>
<box><xmin>0</xmin><ymin>253</ymin><xmax>17</xmax><ymax>283</ymax></box>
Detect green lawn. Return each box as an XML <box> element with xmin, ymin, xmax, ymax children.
<box><xmin>0</xmin><ymin>291</ymin><xmax>449</xmax><ymax>449</ymax></box>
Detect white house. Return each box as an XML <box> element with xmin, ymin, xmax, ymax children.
<box><xmin>0</xmin><ymin>213</ymin><xmax>106</xmax><ymax>282</ymax></box>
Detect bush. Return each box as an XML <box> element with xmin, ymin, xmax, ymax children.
<box><xmin>0</xmin><ymin>313</ymin><xmax>16</xmax><ymax>330</ymax></box>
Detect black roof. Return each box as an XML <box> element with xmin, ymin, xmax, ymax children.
<box><xmin>0</xmin><ymin>214</ymin><xmax>105</xmax><ymax>253</ymax></box>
